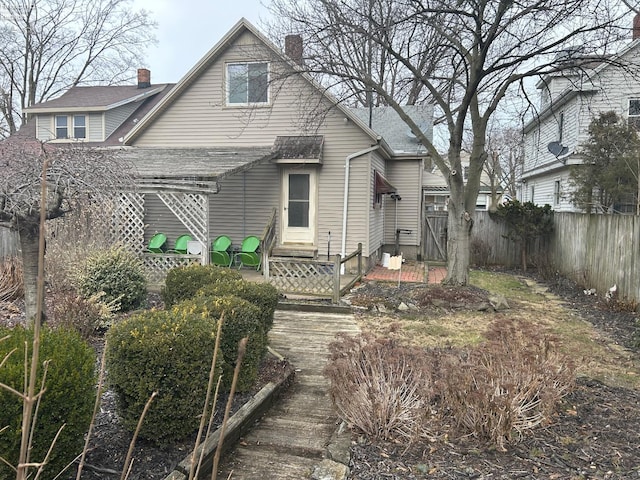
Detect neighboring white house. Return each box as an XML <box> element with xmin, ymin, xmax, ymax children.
<box><xmin>422</xmin><ymin>151</ymin><xmax>501</xmax><ymax>212</ymax></box>
<box><xmin>522</xmin><ymin>23</ymin><xmax>640</xmax><ymax>213</ymax></box>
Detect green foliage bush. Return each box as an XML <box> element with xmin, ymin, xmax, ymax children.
<box><xmin>161</xmin><ymin>264</ymin><xmax>242</xmax><ymax>308</ymax></box>
<box><xmin>106</xmin><ymin>309</ymin><xmax>223</xmax><ymax>445</ymax></box>
<box><xmin>175</xmin><ymin>294</ymin><xmax>265</xmax><ymax>392</ymax></box>
<box><xmin>197</xmin><ymin>280</ymin><xmax>279</xmax><ymax>330</ymax></box>
<box><xmin>0</xmin><ymin>326</ymin><xmax>96</xmax><ymax>480</ymax></box>
<box><xmin>76</xmin><ymin>246</ymin><xmax>147</xmax><ymax>311</ymax></box>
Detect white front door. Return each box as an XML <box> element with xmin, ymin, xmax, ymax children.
<box><xmin>281</xmin><ymin>169</ymin><xmax>316</xmax><ymax>244</ymax></box>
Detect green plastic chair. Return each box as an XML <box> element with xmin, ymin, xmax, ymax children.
<box><xmin>170</xmin><ymin>234</ymin><xmax>192</xmax><ymax>254</ymax></box>
<box><xmin>211</xmin><ymin>235</ymin><xmax>232</xmax><ymax>267</ymax></box>
<box><xmin>233</xmin><ymin>235</ymin><xmax>261</xmax><ymax>270</ymax></box>
<box><xmin>146</xmin><ymin>233</ymin><xmax>167</xmax><ymax>253</ymax></box>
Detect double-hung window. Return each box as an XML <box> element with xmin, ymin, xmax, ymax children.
<box><xmin>55</xmin><ymin>115</ymin><xmax>68</xmax><ymax>139</ymax></box>
<box><xmin>55</xmin><ymin>114</ymin><xmax>86</xmax><ymax>140</ymax></box>
<box><xmin>226</xmin><ymin>62</ymin><xmax>269</xmax><ymax>105</ymax></box>
<box><xmin>73</xmin><ymin>115</ymin><xmax>86</xmax><ymax>139</ymax></box>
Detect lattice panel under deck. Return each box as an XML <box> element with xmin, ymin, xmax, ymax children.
<box><xmin>268</xmin><ymin>258</ymin><xmax>335</xmax><ymax>296</ymax></box>
<box><xmin>143</xmin><ymin>254</ymin><xmax>201</xmax><ymax>285</ymax></box>
<box><xmin>158</xmin><ymin>193</ymin><xmax>207</xmax><ymax>244</ymax></box>
<box><xmin>113</xmin><ymin>193</ymin><xmax>145</xmax><ymax>254</ymax></box>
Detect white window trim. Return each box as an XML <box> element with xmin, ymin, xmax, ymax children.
<box><xmin>52</xmin><ymin>114</ymin><xmax>87</xmax><ymax>141</ymax></box>
<box><xmin>225</xmin><ymin>61</ymin><xmax>270</xmax><ymax>107</ymax></box>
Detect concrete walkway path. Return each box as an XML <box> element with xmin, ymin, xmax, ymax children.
<box><xmin>217</xmin><ymin>309</ymin><xmax>360</xmax><ymax>480</ymax></box>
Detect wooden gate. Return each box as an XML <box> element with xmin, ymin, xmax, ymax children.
<box><xmin>423</xmin><ymin>212</ymin><xmax>448</xmax><ymax>261</ymax></box>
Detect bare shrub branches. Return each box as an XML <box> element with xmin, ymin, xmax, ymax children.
<box><xmin>0</xmin><ymin>139</ymin><xmax>133</xmax><ymax>234</ymax></box>
<box><xmin>325</xmin><ymin>333</ymin><xmax>434</xmax><ymax>442</ymax></box>
<box><xmin>325</xmin><ymin>319</ymin><xmax>576</xmax><ymax>449</ymax></box>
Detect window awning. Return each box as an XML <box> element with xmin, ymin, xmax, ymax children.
<box><xmin>375</xmin><ymin>170</ymin><xmax>397</xmax><ymax>195</ymax></box>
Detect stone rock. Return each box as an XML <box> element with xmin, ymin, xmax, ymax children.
<box><xmin>397</xmin><ymin>302</ymin><xmax>409</xmax><ymax>311</ymax></box>
<box><xmin>312</xmin><ymin>459</ymin><xmax>350</xmax><ymax>480</ymax></box>
<box><xmin>377</xmin><ymin>304</ymin><xmax>388</xmax><ymax>313</ymax></box>
<box><xmin>489</xmin><ymin>294</ymin><xmax>510</xmax><ymax>310</ymax></box>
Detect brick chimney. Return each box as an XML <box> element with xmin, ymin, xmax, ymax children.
<box><xmin>634</xmin><ymin>13</ymin><xmax>640</xmax><ymax>40</ymax></box>
<box><xmin>137</xmin><ymin>68</ymin><xmax>151</xmax><ymax>88</ymax></box>
<box><xmin>285</xmin><ymin>34</ymin><xmax>303</xmax><ymax>65</ymax></box>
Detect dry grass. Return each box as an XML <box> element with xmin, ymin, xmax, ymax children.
<box><xmin>354</xmin><ymin>270</ymin><xmax>640</xmax><ymax>390</ymax></box>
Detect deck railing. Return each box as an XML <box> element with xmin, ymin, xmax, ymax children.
<box><xmin>267</xmin><ymin>243</ymin><xmax>362</xmax><ymax>303</ymax></box>
<box><xmin>260</xmin><ymin>208</ymin><xmax>277</xmax><ymax>277</ymax></box>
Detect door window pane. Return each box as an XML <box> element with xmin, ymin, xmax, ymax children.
<box><xmin>288</xmin><ymin>174</ymin><xmax>309</xmax><ymax>227</ymax></box>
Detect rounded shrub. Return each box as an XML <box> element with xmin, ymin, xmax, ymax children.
<box><xmin>0</xmin><ymin>326</ymin><xmax>96</xmax><ymax>480</ymax></box>
<box><xmin>161</xmin><ymin>264</ymin><xmax>242</xmax><ymax>308</ymax></box>
<box><xmin>76</xmin><ymin>247</ymin><xmax>147</xmax><ymax>311</ymax></box>
<box><xmin>175</xmin><ymin>294</ymin><xmax>266</xmax><ymax>392</ymax></box>
<box><xmin>197</xmin><ymin>280</ymin><xmax>279</xmax><ymax>331</ymax></box>
<box><xmin>106</xmin><ymin>309</ymin><xmax>223</xmax><ymax>445</ymax></box>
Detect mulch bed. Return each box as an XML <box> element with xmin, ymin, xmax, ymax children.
<box><xmin>347</xmin><ymin>272</ymin><xmax>640</xmax><ymax>480</ymax></box>
<box><xmin>2</xmin><ymin>272</ymin><xmax>640</xmax><ymax>479</ymax></box>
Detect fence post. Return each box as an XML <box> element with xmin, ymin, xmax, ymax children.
<box><xmin>333</xmin><ymin>254</ymin><xmax>342</xmax><ymax>303</ymax></box>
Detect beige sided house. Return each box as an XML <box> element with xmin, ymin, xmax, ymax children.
<box><xmin>24</xmin><ymin>19</ymin><xmax>431</xmax><ymax>285</ymax></box>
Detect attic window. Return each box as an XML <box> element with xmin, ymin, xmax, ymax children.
<box><xmin>55</xmin><ymin>116</ymin><xmax>68</xmax><ymax>139</ymax></box>
<box><xmin>55</xmin><ymin>114</ymin><xmax>86</xmax><ymax>139</ymax></box>
<box><xmin>374</xmin><ymin>170</ymin><xmax>396</xmax><ymax>205</ymax></box>
<box><xmin>226</xmin><ymin>62</ymin><xmax>269</xmax><ymax>105</ymax></box>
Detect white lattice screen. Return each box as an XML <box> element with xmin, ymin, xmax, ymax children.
<box><xmin>158</xmin><ymin>193</ymin><xmax>208</xmax><ymax>246</ymax></box>
<box><xmin>143</xmin><ymin>254</ymin><xmax>200</xmax><ymax>285</ymax></box>
<box><xmin>113</xmin><ymin>192</ymin><xmax>145</xmax><ymax>254</ymax></box>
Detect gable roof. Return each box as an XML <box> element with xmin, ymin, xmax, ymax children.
<box><xmin>350</xmin><ymin>106</ymin><xmax>433</xmax><ymax>155</ymax></box>
<box><xmin>25</xmin><ymin>85</ymin><xmax>170</xmax><ymax>113</ymax></box>
<box><xmin>123</xmin><ymin>18</ymin><xmax>388</xmax><ymax>153</ymax></box>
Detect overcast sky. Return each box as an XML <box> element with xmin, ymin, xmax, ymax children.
<box><xmin>131</xmin><ymin>0</ymin><xmax>272</xmax><ymax>84</ymax></box>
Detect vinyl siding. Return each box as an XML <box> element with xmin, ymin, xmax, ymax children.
<box><xmin>368</xmin><ymin>153</ymin><xmax>386</xmax><ymax>258</ymax></box>
<box><xmin>89</xmin><ymin>113</ymin><xmax>103</xmax><ymax>141</ymax></box>
<box><xmin>384</xmin><ymin>160</ymin><xmax>422</xmax><ymax>252</ymax></box>
<box><xmin>209</xmin><ymin>161</ymin><xmax>281</xmax><ymax>247</ymax></box>
<box><xmin>106</xmin><ymin>103</ymin><xmax>139</xmax><ymax>139</ymax></box>
<box><xmin>142</xmin><ymin>195</ymin><xmax>193</xmax><ymax>248</ymax></box>
<box><xmin>35</xmin><ymin>113</ymin><xmax>102</xmax><ymax>141</ymax></box>
<box><xmin>523</xmin><ymin>43</ymin><xmax>640</xmax><ymax>210</ymax></box>
<box><xmin>132</xmin><ymin>28</ymin><xmax>381</xmax><ymax>257</ymax></box>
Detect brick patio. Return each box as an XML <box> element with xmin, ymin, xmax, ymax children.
<box><xmin>364</xmin><ymin>262</ymin><xmax>447</xmax><ymax>284</ymax></box>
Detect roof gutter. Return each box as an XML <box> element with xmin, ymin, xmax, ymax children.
<box><xmin>341</xmin><ymin>144</ymin><xmax>381</xmax><ymax>262</ymax></box>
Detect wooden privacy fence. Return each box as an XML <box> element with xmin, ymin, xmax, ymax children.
<box><xmin>266</xmin><ymin>243</ymin><xmax>362</xmax><ymax>303</ymax></box>
<box><xmin>0</xmin><ymin>228</ymin><xmax>19</xmax><ymax>258</ymax></box>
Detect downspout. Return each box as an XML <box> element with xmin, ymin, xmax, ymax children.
<box><xmin>341</xmin><ymin>144</ymin><xmax>381</xmax><ymax>261</ymax></box>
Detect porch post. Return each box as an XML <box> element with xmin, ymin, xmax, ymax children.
<box><xmin>332</xmin><ymin>253</ymin><xmax>341</xmax><ymax>303</ymax></box>
<box><xmin>203</xmin><ymin>193</ymin><xmax>210</xmax><ymax>265</ymax></box>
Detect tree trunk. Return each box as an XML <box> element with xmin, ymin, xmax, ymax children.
<box><xmin>18</xmin><ymin>229</ymin><xmax>42</xmax><ymax>327</ymax></box>
<box><xmin>444</xmin><ymin>210</ymin><xmax>472</xmax><ymax>285</ymax></box>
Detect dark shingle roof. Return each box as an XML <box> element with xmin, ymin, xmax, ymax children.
<box><xmin>25</xmin><ymin>85</ymin><xmax>170</xmax><ymax>112</ymax></box>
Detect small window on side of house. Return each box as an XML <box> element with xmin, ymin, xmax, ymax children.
<box><xmin>55</xmin><ymin>115</ymin><xmax>68</xmax><ymax>139</ymax></box>
<box><xmin>73</xmin><ymin>115</ymin><xmax>86</xmax><ymax>139</ymax></box>
<box><xmin>554</xmin><ymin>180</ymin><xmax>561</xmax><ymax>206</ymax></box>
<box><xmin>628</xmin><ymin>99</ymin><xmax>640</xmax><ymax>129</ymax></box>
<box><xmin>226</xmin><ymin>62</ymin><xmax>269</xmax><ymax>105</ymax></box>
<box><xmin>558</xmin><ymin>112</ymin><xmax>564</xmax><ymax>143</ymax></box>
<box><xmin>530</xmin><ymin>185</ymin><xmax>535</xmax><ymax>204</ymax></box>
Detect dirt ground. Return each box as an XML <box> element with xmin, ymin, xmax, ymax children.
<box><xmin>344</xmin><ymin>271</ymin><xmax>640</xmax><ymax>480</ymax></box>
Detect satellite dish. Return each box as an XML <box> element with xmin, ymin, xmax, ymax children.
<box><xmin>547</xmin><ymin>141</ymin><xmax>569</xmax><ymax>157</ymax></box>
